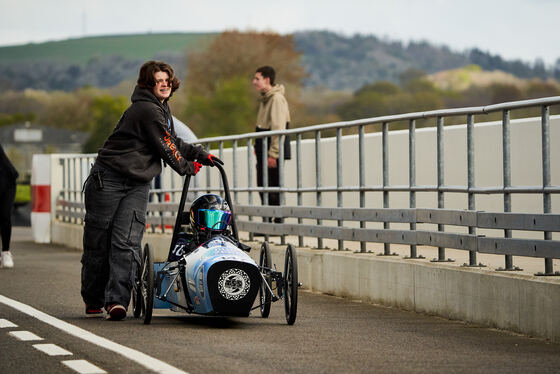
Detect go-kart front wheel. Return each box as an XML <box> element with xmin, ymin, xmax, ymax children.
<box><xmin>283</xmin><ymin>244</ymin><xmax>298</xmax><ymax>325</ymax></box>
<box><xmin>141</xmin><ymin>243</ymin><xmax>155</xmax><ymax>325</ymax></box>
<box><xmin>259</xmin><ymin>242</ymin><xmax>272</xmax><ymax>318</ymax></box>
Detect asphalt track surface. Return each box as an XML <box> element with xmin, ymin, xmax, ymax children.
<box><xmin>1</xmin><ymin>228</ymin><xmax>559</xmax><ymax>374</ymax></box>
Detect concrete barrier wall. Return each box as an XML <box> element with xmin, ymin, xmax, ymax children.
<box><xmin>52</xmin><ymin>221</ymin><xmax>560</xmax><ymax>342</ymax></box>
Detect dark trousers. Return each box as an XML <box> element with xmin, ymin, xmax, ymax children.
<box><xmin>256</xmin><ymin>158</ymin><xmax>280</xmax><ymax>206</ymax></box>
<box><xmin>0</xmin><ymin>181</ymin><xmax>16</xmax><ymax>251</ymax></box>
<box><xmin>254</xmin><ymin>132</ymin><xmax>281</xmax><ymax>207</ymax></box>
<box><xmin>81</xmin><ymin>164</ymin><xmax>149</xmax><ymax>309</ymax></box>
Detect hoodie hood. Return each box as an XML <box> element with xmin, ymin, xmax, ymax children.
<box><xmin>131</xmin><ymin>86</ymin><xmax>165</xmax><ymax>106</ymax></box>
<box><xmin>260</xmin><ymin>84</ymin><xmax>285</xmax><ymax>104</ymax></box>
<box><xmin>131</xmin><ymin>86</ymin><xmax>173</xmax><ymax>128</ymax></box>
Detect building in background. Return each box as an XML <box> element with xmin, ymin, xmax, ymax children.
<box><xmin>0</xmin><ymin>122</ymin><xmax>88</xmax><ymax>181</ymax></box>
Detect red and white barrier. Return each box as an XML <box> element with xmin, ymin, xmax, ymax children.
<box><xmin>31</xmin><ymin>154</ymin><xmax>51</xmax><ymax>243</ymax></box>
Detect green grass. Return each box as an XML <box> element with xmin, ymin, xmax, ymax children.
<box><xmin>15</xmin><ymin>184</ymin><xmax>31</xmax><ymax>204</ymax></box>
<box><xmin>0</xmin><ymin>32</ymin><xmax>217</xmax><ymax>64</ymax></box>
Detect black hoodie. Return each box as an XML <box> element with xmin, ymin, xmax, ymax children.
<box><xmin>96</xmin><ymin>86</ymin><xmax>208</xmax><ymax>182</ymax></box>
<box><xmin>0</xmin><ymin>143</ymin><xmax>19</xmax><ymax>185</ymax></box>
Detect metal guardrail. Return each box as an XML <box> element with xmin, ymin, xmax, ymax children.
<box><xmin>55</xmin><ymin>96</ymin><xmax>560</xmax><ymax>275</ymax></box>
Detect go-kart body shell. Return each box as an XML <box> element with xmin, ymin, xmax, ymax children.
<box><xmin>154</xmin><ymin>235</ymin><xmax>260</xmax><ymax>316</ymax></box>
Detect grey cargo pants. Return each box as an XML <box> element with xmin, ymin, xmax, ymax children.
<box><xmin>81</xmin><ymin>163</ymin><xmax>149</xmax><ymax>310</ymax></box>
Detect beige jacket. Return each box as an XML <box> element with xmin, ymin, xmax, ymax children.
<box><xmin>255</xmin><ymin>84</ymin><xmax>290</xmax><ymax>159</ymax></box>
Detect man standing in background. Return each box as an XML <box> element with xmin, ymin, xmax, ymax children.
<box><xmin>252</xmin><ymin>65</ymin><xmax>291</xmax><ymax>217</ymax></box>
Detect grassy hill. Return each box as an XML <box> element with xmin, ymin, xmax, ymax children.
<box><xmin>0</xmin><ymin>31</ymin><xmax>556</xmax><ymax>92</ymax></box>
<box><xmin>0</xmin><ymin>32</ymin><xmax>216</xmax><ymax>64</ymax></box>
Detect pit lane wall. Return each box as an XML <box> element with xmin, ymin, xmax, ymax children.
<box><xmin>52</xmin><ymin>222</ymin><xmax>560</xmax><ymax>342</ymax></box>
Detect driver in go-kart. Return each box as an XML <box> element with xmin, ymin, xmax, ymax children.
<box><xmin>170</xmin><ymin>194</ymin><xmax>232</xmax><ymax>259</ymax></box>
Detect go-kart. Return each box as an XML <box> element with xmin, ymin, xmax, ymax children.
<box><xmin>132</xmin><ymin>163</ymin><xmax>299</xmax><ymax>325</ymax></box>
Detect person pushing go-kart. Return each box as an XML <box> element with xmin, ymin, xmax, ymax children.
<box><xmin>81</xmin><ymin>60</ymin><xmax>223</xmax><ymax>321</ymax></box>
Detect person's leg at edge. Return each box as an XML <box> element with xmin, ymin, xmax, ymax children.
<box><xmin>104</xmin><ymin>182</ymin><xmax>149</xmax><ymax>320</ymax></box>
<box><xmin>81</xmin><ymin>173</ymin><xmax>121</xmax><ymax>315</ymax></box>
<box><xmin>0</xmin><ymin>182</ymin><xmax>16</xmax><ymax>268</ymax></box>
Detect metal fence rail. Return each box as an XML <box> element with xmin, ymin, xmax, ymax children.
<box><xmin>55</xmin><ymin>96</ymin><xmax>560</xmax><ymax>275</ymax></box>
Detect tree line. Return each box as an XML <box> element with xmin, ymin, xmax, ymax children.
<box><xmin>0</xmin><ymin>31</ymin><xmax>558</xmax><ymax>153</ymax></box>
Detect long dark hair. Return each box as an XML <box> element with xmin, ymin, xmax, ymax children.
<box><xmin>137</xmin><ymin>60</ymin><xmax>181</xmax><ymax>96</ymax></box>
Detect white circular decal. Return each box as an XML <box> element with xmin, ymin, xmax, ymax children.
<box><xmin>218</xmin><ymin>268</ymin><xmax>250</xmax><ymax>300</ymax></box>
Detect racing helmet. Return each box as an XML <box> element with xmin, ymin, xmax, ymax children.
<box><xmin>189</xmin><ymin>194</ymin><xmax>232</xmax><ymax>233</ymax></box>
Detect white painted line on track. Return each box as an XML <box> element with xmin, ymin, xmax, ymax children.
<box><xmin>9</xmin><ymin>330</ymin><xmax>44</xmax><ymax>341</ymax></box>
<box><xmin>0</xmin><ymin>294</ymin><xmax>188</xmax><ymax>374</ymax></box>
<box><xmin>62</xmin><ymin>359</ymin><xmax>106</xmax><ymax>374</ymax></box>
<box><xmin>33</xmin><ymin>343</ymin><xmax>73</xmax><ymax>356</ymax></box>
<box><xmin>0</xmin><ymin>318</ymin><xmax>17</xmax><ymax>328</ymax></box>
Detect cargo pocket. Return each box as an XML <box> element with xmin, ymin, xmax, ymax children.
<box><xmin>127</xmin><ymin>210</ymin><xmax>146</xmax><ymax>247</ymax></box>
<box><xmin>82</xmin><ymin>212</ymin><xmax>111</xmax><ymax>266</ymax></box>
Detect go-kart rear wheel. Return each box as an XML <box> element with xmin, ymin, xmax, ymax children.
<box><xmin>141</xmin><ymin>243</ymin><xmax>154</xmax><ymax>325</ymax></box>
<box><xmin>131</xmin><ymin>248</ymin><xmax>143</xmax><ymax>318</ymax></box>
<box><xmin>283</xmin><ymin>244</ymin><xmax>298</xmax><ymax>325</ymax></box>
<box><xmin>259</xmin><ymin>242</ymin><xmax>272</xmax><ymax>318</ymax></box>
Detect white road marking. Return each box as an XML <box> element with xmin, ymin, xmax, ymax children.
<box><xmin>0</xmin><ymin>294</ymin><xmax>188</xmax><ymax>374</ymax></box>
<box><xmin>9</xmin><ymin>330</ymin><xmax>44</xmax><ymax>341</ymax></box>
<box><xmin>62</xmin><ymin>359</ymin><xmax>106</xmax><ymax>374</ymax></box>
<box><xmin>0</xmin><ymin>318</ymin><xmax>17</xmax><ymax>328</ymax></box>
<box><xmin>33</xmin><ymin>343</ymin><xmax>73</xmax><ymax>356</ymax></box>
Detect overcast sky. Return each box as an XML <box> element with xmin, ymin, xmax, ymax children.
<box><xmin>1</xmin><ymin>0</ymin><xmax>557</xmax><ymax>65</ymax></box>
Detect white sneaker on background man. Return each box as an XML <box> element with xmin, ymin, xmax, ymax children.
<box><xmin>1</xmin><ymin>251</ymin><xmax>14</xmax><ymax>268</ymax></box>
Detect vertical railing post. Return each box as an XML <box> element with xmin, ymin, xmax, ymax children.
<box><xmin>232</xmin><ymin>140</ymin><xmax>238</xmax><ymax>204</ymax></box>
<box><xmin>336</xmin><ymin>127</ymin><xmax>343</xmax><ymax>251</ymax></box>
<box><xmin>539</xmin><ymin>105</ymin><xmax>555</xmax><ymax>275</ymax></box>
<box><xmin>247</xmin><ymin>138</ymin><xmax>254</xmax><ymax>241</ymax></box>
<box><xmin>59</xmin><ymin>158</ymin><xmax>66</xmax><ymax>222</ymax></box>
<box><xmin>262</xmin><ymin>136</ymin><xmax>269</xmax><ymax>241</ymax></box>
<box><xmin>315</xmin><ymin>130</ymin><xmax>323</xmax><ymax>249</ymax></box>
<box><xmin>466</xmin><ymin>114</ymin><xmax>480</xmax><ymax>266</ymax></box>
<box><xmin>499</xmin><ymin>110</ymin><xmax>521</xmax><ymax>271</ymax></box>
<box><xmin>218</xmin><ymin>141</ymin><xmax>224</xmax><ymax>194</ymax></box>
<box><xmin>406</xmin><ymin>119</ymin><xmax>422</xmax><ymax>259</ymax></box>
<box><xmin>205</xmin><ymin>144</ymin><xmax>211</xmax><ymax>194</ymax></box>
<box><xmin>278</xmin><ymin>134</ymin><xmax>286</xmax><ymax>245</ymax></box>
<box><xmin>358</xmin><ymin>125</ymin><xmax>366</xmax><ymax>253</ymax></box>
<box><xmin>192</xmin><ymin>164</ymin><xmax>198</xmax><ymax>197</ymax></box>
<box><xmin>381</xmin><ymin>122</ymin><xmax>394</xmax><ymax>256</ymax></box>
<box><xmin>170</xmin><ymin>163</ymin><xmax>176</xmax><ymax>203</ymax></box>
<box><xmin>72</xmin><ymin>157</ymin><xmax>77</xmax><ymax>224</ymax></box>
<box><xmin>437</xmin><ymin>117</ymin><xmax>445</xmax><ymax>260</ymax></box>
<box><xmin>66</xmin><ymin>158</ymin><xmax>71</xmax><ymax>223</ymax></box>
<box><xmin>262</xmin><ymin>136</ymin><xmax>269</xmax><ymax>207</ymax></box>
<box><xmin>296</xmin><ymin>133</ymin><xmax>303</xmax><ymax>247</ymax></box>
<box><xmin>433</xmin><ymin>116</ymin><xmax>453</xmax><ymax>263</ymax></box>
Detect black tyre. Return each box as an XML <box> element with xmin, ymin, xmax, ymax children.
<box><xmin>131</xmin><ymin>247</ymin><xmax>143</xmax><ymax>318</ymax></box>
<box><xmin>259</xmin><ymin>242</ymin><xmax>272</xmax><ymax>318</ymax></box>
<box><xmin>141</xmin><ymin>243</ymin><xmax>155</xmax><ymax>325</ymax></box>
<box><xmin>283</xmin><ymin>244</ymin><xmax>298</xmax><ymax>325</ymax></box>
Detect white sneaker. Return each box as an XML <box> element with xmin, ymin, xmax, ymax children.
<box><xmin>1</xmin><ymin>251</ymin><xmax>14</xmax><ymax>268</ymax></box>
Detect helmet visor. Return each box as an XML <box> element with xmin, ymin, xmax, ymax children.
<box><xmin>197</xmin><ymin>209</ymin><xmax>232</xmax><ymax>231</ymax></box>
